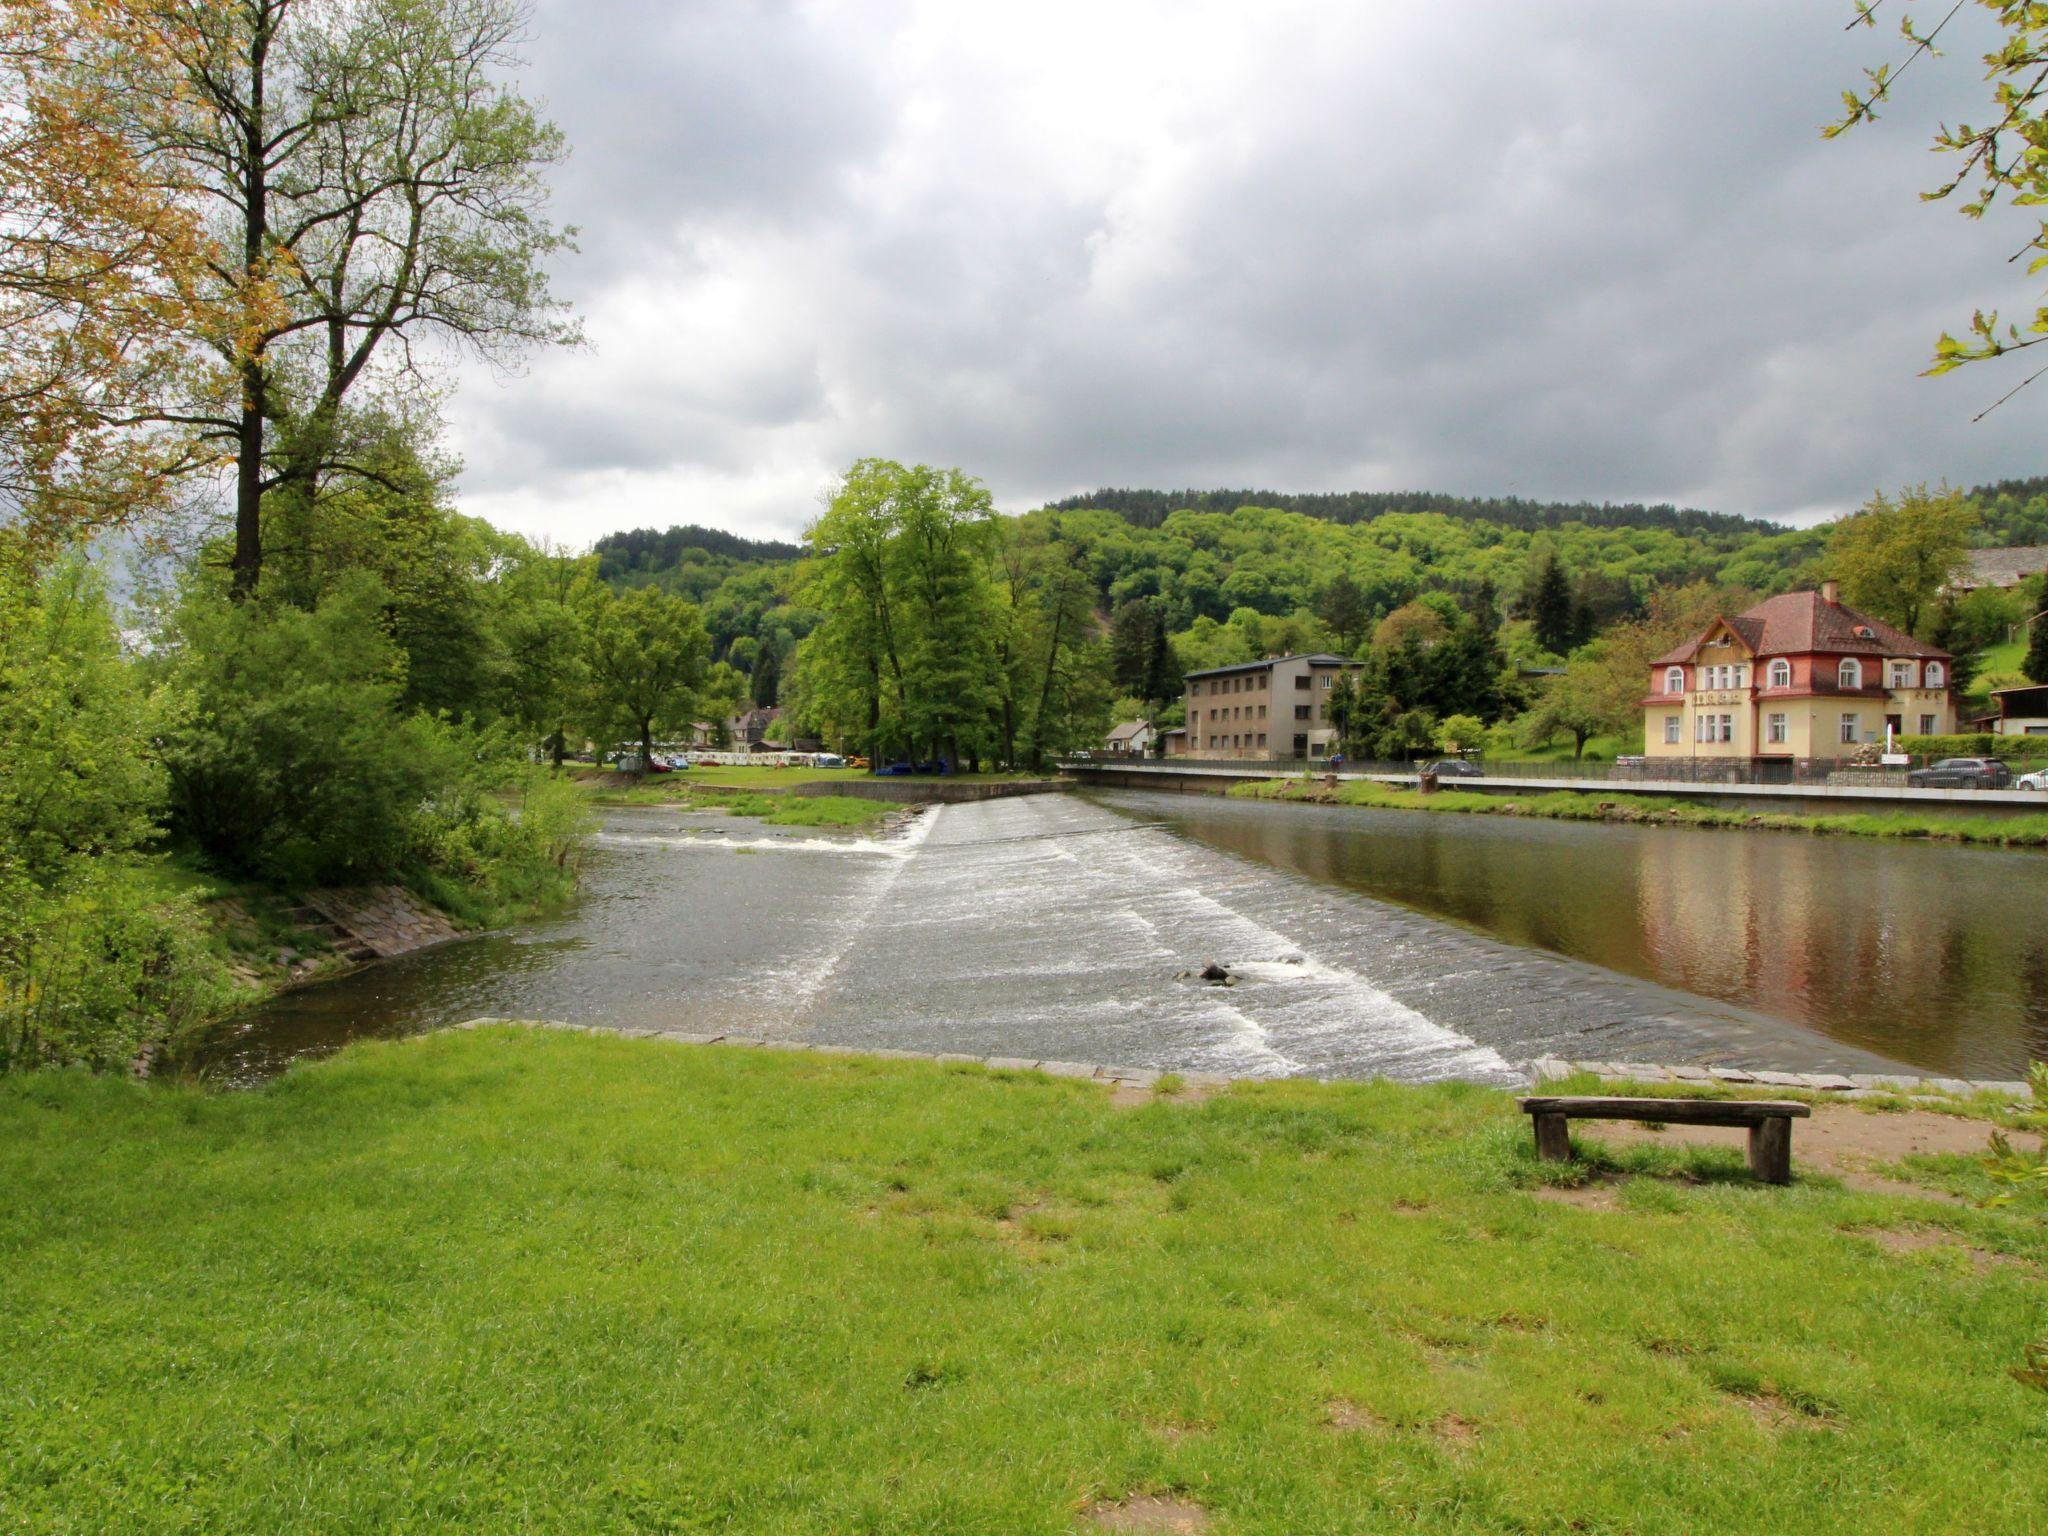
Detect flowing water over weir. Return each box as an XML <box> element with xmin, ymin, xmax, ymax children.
<box><xmin>190</xmin><ymin>788</ymin><xmax>2044</xmax><ymax>1083</ymax></box>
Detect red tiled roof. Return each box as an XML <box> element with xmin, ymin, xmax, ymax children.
<box><xmin>1649</xmin><ymin>590</ymin><xmax>1950</xmax><ymax>667</ymax></box>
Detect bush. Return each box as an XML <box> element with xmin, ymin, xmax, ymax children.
<box><xmin>1897</xmin><ymin>734</ymin><xmax>1999</xmax><ymax>757</ymax></box>
<box><xmin>157</xmin><ymin>577</ymin><xmax>460</xmax><ymax>886</ymax></box>
<box><xmin>0</xmin><ymin>861</ymin><xmax>236</xmax><ymax>1071</ymax></box>
<box><xmin>402</xmin><ymin>765</ymin><xmax>596</xmax><ymax>926</ymax></box>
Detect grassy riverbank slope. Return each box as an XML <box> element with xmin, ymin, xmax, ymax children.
<box><xmin>4</xmin><ymin>1030</ymin><xmax>2041</xmax><ymax>1533</ymax></box>
<box><xmin>1229</xmin><ymin>776</ymin><xmax>2048</xmax><ymax>848</ymax></box>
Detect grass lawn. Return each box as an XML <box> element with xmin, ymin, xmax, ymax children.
<box><xmin>575</xmin><ymin>764</ymin><xmax>1038</xmax><ymax>791</ymax></box>
<box><xmin>575</xmin><ymin>778</ymin><xmax>898</xmax><ymax>828</ymax></box>
<box><xmin>3</xmin><ymin>1030</ymin><xmax>2043</xmax><ymax>1533</ymax></box>
<box><xmin>1233</xmin><ymin>776</ymin><xmax>2048</xmax><ymax>849</ymax></box>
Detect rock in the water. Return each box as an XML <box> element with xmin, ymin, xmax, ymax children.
<box><xmin>1199</xmin><ymin>961</ymin><xmax>1230</xmax><ymax>983</ymax></box>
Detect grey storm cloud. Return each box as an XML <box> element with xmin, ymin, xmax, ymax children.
<box><xmin>443</xmin><ymin>0</ymin><xmax>2048</xmax><ymax>545</ymax></box>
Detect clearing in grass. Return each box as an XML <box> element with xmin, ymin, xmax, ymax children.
<box><xmin>1</xmin><ymin>1029</ymin><xmax>2040</xmax><ymax>1534</ymax></box>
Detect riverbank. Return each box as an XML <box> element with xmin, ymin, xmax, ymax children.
<box><xmin>1227</xmin><ymin>776</ymin><xmax>2048</xmax><ymax>848</ymax></box>
<box><xmin>4</xmin><ymin>1027</ymin><xmax>2039</xmax><ymax>1533</ymax></box>
<box><xmin>574</xmin><ymin>772</ymin><xmax>899</xmax><ymax>827</ymax></box>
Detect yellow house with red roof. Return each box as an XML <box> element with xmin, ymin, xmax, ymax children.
<box><xmin>1642</xmin><ymin>582</ymin><xmax>1956</xmax><ymax>766</ymax></box>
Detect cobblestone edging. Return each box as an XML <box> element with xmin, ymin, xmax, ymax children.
<box><xmin>451</xmin><ymin>1019</ymin><xmax>2039</xmax><ymax>1106</ymax></box>
<box><xmin>1529</xmin><ymin>1056</ymin><xmax>2034</xmax><ymax>1103</ymax></box>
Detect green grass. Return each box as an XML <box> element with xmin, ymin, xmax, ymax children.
<box><xmin>577</xmin><ymin>779</ymin><xmax>896</xmax><ymax>828</ymax></box>
<box><xmin>1231</xmin><ymin>777</ymin><xmax>2048</xmax><ymax>848</ymax></box>
<box><xmin>2</xmin><ymin>1031</ymin><xmax>2041</xmax><ymax>1533</ymax></box>
<box><xmin>577</xmin><ymin>764</ymin><xmax>1038</xmax><ymax>791</ymax></box>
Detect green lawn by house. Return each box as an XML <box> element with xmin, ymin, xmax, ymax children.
<box><xmin>2</xmin><ymin>1030</ymin><xmax>2040</xmax><ymax>1533</ymax></box>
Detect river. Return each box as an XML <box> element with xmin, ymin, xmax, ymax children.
<box><xmin>188</xmin><ymin>789</ymin><xmax>2048</xmax><ymax>1084</ymax></box>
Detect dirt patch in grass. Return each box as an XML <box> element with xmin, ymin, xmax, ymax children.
<box><xmin>1079</xmin><ymin>1495</ymin><xmax>1210</xmax><ymax>1531</ymax></box>
<box><xmin>1432</xmin><ymin>1413</ymin><xmax>1480</xmax><ymax>1447</ymax></box>
<box><xmin>1530</xmin><ymin>1181</ymin><xmax>1621</xmax><ymax>1210</ymax></box>
<box><xmin>1144</xmin><ymin>1417</ymin><xmax>1209</xmax><ymax>1444</ymax></box>
<box><xmin>1581</xmin><ymin>1106</ymin><xmax>2034</xmax><ymax>1196</ymax></box>
<box><xmin>1724</xmin><ymin>1388</ymin><xmax>1835</xmax><ymax>1435</ymax></box>
<box><xmin>1845</xmin><ymin>1224</ymin><xmax>2034</xmax><ymax>1275</ymax></box>
<box><xmin>1324</xmin><ymin>1398</ymin><xmax>1386</xmax><ymax>1433</ymax></box>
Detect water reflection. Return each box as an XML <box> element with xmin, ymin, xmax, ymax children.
<box><xmin>1117</xmin><ymin>791</ymin><xmax>2048</xmax><ymax>1077</ymax></box>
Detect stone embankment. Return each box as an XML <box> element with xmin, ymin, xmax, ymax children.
<box><xmin>301</xmin><ymin>886</ymin><xmax>463</xmax><ymax>959</ymax></box>
<box><xmin>451</xmin><ymin>1019</ymin><xmax>2036</xmax><ymax>1107</ymax></box>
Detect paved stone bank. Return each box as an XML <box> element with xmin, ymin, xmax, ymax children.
<box><xmin>450</xmin><ymin>1019</ymin><xmax>2037</xmax><ymax>1107</ymax></box>
<box><xmin>304</xmin><ymin>886</ymin><xmax>463</xmax><ymax>960</ymax></box>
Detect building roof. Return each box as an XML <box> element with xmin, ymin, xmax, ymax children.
<box><xmin>1957</xmin><ymin>545</ymin><xmax>2048</xmax><ymax>589</ymax></box>
<box><xmin>1992</xmin><ymin>683</ymin><xmax>2048</xmax><ymax>716</ymax></box>
<box><xmin>1105</xmin><ymin>719</ymin><xmax>1152</xmax><ymax>744</ymax></box>
<box><xmin>1650</xmin><ymin>590</ymin><xmax>1950</xmax><ymax>667</ymax></box>
<box><xmin>1183</xmin><ymin>652</ymin><xmax>1359</xmax><ymax>681</ymax></box>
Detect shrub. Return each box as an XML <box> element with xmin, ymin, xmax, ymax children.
<box><xmin>157</xmin><ymin>577</ymin><xmax>459</xmax><ymax>886</ymax></box>
<box><xmin>0</xmin><ymin>861</ymin><xmax>236</xmax><ymax>1071</ymax></box>
<box><xmin>1896</xmin><ymin>733</ymin><xmax>1999</xmax><ymax>757</ymax></box>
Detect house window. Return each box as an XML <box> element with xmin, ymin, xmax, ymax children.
<box><xmin>1920</xmin><ymin>714</ymin><xmax>1936</xmax><ymax>735</ymax></box>
<box><xmin>1320</xmin><ymin>675</ymin><xmax>1333</xmax><ymax>689</ymax></box>
<box><xmin>1768</xmin><ymin>659</ymin><xmax>1790</xmax><ymax>688</ymax></box>
<box><xmin>1310</xmin><ymin>742</ymin><xmax>1326</xmax><ymax>757</ymax></box>
<box><xmin>1665</xmin><ymin>666</ymin><xmax>1685</xmax><ymax>694</ymax></box>
<box><xmin>1840</xmin><ymin>713</ymin><xmax>1858</xmax><ymax>744</ymax></box>
<box><xmin>1768</xmin><ymin>713</ymin><xmax>1787</xmax><ymax>745</ymax></box>
<box><xmin>1258</xmin><ymin>704</ymin><xmax>1267</xmax><ymax>719</ymax></box>
<box><xmin>1889</xmin><ymin>661</ymin><xmax>1914</xmax><ymax>689</ymax></box>
<box><xmin>1720</xmin><ymin>714</ymin><xmax>1735</xmax><ymax>743</ymax></box>
<box><xmin>1838</xmin><ymin>658</ymin><xmax>1862</xmax><ymax>690</ymax></box>
<box><xmin>1294</xmin><ymin>704</ymin><xmax>1311</xmax><ymax>720</ymax></box>
<box><xmin>1257</xmin><ymin>733</ymin><xmax>1267</xmax><ymax>748</ymax></box>
<box><xmin>1664</xmin><ymin>715</ymin><xmax>1681</xmax><ymax>745</ymax></box>
<box><xmin>1295</xmin><ymin>676</ymin><xmax>1311</xmax><ymax>690</ymax></box>
<box><xmin>1926</xmin><ymin>662</ymin><xmax>1944</xmax><ymax>687</ymax></box>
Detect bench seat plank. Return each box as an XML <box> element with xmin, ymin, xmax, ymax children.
<box><xmin>1516</xmin><ymin>1096</ymin><xmax>1809</xmax><ymax>1126</ymax></box>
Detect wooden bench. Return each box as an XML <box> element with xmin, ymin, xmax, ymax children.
<box><xmin>1516</xmin><ymin>1095</ymin><xmax>1812</xmax><ymax>1184</ymax></box>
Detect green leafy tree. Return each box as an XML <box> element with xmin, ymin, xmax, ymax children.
<box><xmin>583</xmin><ymin>586</ymin><xmax>710</xmax><ymax>775</ymax></box>
<box><xmin>1317</xmin><ymin>572</ymin><xmax>1369</xmax><ymax>655</ymax></box>
<box><xmin>157</xmin><ymin>575</ymin><xmax>456</xmax><ymax>883</ymax></box>
<box><xmin>1521</xmin><ymin>657</ymin><xmax>1625</xmax><ymax>759</ymax></box>
<box><xmin>1827</xmin><ymin>485</ymin><xmax>1979</xmax><ymax>636</ymax></box>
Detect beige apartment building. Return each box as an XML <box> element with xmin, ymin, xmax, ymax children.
<box><xmin>1183</xmin><ymin>653</ymin><xmax>1364</xmax><ymax>760</ymax></box>
<box><xmin>1642</xmin><ymin>584</ymin><xmax>1955</xmax><ymax>773</ymax></box>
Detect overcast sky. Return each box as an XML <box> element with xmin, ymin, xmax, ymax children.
<box><xmin>442</xmin><ymin>0</ymin><xmax>2048</xmax><ymax>545</ymax></box>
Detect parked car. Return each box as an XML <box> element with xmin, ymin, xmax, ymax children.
<box><xmin>1419</xmin><ymin>759</ymin><xmax>1485</xmax><ymax>779</ymax></box>
<box><xmin>813</xmin><ymin>752</ymin><xmax>845</xmax><ymax>769</ymax></box>
<box><xmin>1906</xmin><ymin>757</ymin><xmax>2013</xmax><ymax>789</ymax></box>
<box><xmin>2015</xmin><ymin>766</ymin><xmax>2048</xmax><ymax>792</ymax></box>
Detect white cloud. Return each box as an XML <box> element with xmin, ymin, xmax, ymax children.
<box><xmin>442</xmin><ymin>0</ymin><xmax>2048</xmax><ymax>545</ymax></box>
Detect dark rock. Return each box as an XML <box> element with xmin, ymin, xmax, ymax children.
<box><xmin>1200</xmin><ymin>962</ymin><xmax>1230</xmax><ymax>983</ymax></box>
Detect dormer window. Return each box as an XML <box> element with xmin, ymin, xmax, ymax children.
<box><xmin>1665</xmin><ymin>666</ymin><xmax>1685</xmax><ymax>695</ymax></box>
<box><xmin>1926</xmin><ymin>661</ymin><xmax>1945</xmax><ymax>687</ymax></box>
<box><xmin>1768</xmin><ymin>659</ymin><xmax>1790</xmax><ymax>688</ymax></box>
<box><xmin>1838</xmin><ymin>658</ymin><xmax>1862</xmax><ymax>690</ymax></box>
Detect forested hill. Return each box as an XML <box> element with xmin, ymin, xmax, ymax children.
<box><xmin>1045</xmin><ymin>487</ymin><xmax>1783</xmax><ymax>539</ymax></box>
<box><xmin>593</xmin><ymin>524</ymin><xmax>803</xmax><ymax>576</ymax></box>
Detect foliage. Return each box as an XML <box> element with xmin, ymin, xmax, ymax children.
<box><xmin>1834</xmin><ymin>2</ymin><xmax>2048</xmax><ymax>395</ymax></box>
<box><xmin>2028</xmin><ymin>616</ymin><xmax>2048</xmax><ymax>683</ymax></box>
<box><xmin>582</xmin><ymin>585</ymin><xmax>712</xmax><ymax>773</ymax></box>
<box><xmin>25</xmin><ymin>0</ymin><xmax>577</xmax><ymax>596</ymax></box>
<box><xmin>1827</xmin><ymin>485</ymin><xmax>1979</xmax><ymax>635</ymax></box>
<box><xmin>155</xmin><ymin>576</ymin><xmax>466</xmax><ymax>886</ymax></box>
<box><xmin>0</xmin><ymin>1032</ymin><xmax>2040</xmax><ymax>1531</ymax></box>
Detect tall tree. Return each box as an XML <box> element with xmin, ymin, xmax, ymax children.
<box><xmin>1827</xmin><ymin>484</ymin><xmax>1978</xmax><ymax>636</ymax></box>
<box><xmin>0</xmin><ymin>1</ymin><xmax>218</xmax><ymax>554</ymax></box>
<box><xmin>2027</xmin><ymin>614</ymin><xmax>2048</xmax><ymax>685</ymax></box>
<box><xmin>37</xmin><ymin>0</ymin><xmax>575</xmax><ymax>597</ymax></box>
<box><xmin>1316</xmin><ymin>572</ymin><xmax>1369</xmax><ymax>656</ymax></box>
<box><xmin>1108</xmin><ymin>599</ymin><xmax>1155</xmax><ymax>696</ymax></box>
<box><xmin>583</xmin><ymin>586</ymin><xmax>709</xmax><ymax>777</ymax></box>
<box><xmin>1528</xmin><ymin>555</ymin><xmax>1575</xmax><ymax>655</ymax></box>
<box><xmin>750</xmin><ymin>644</ymin><xmax>780</xmax><ymax>708</ymax></box>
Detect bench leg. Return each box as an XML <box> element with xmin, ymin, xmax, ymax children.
<box><xmin>1747</xmin><ymin>1118</ymin><xmax>1792</xmax><ymax>1184</ymax></box>
<box><xmin>1532</xmin><ymin>1113</ymin><xmax>1571</xmax><ymax>1162</ymax></box>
